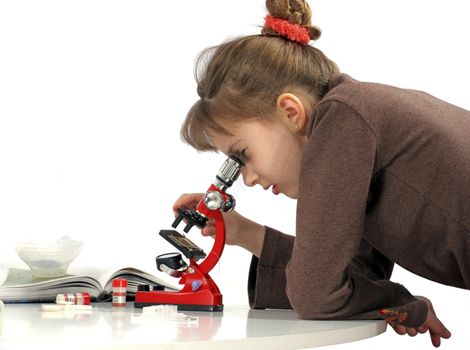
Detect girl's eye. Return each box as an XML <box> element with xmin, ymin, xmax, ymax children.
<box><xmin>235</xmin><ymin>148</ymin><xmax>247</xmax><ymax>161</ymax></box>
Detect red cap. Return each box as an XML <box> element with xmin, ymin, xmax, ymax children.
<box><xmin>112</xmin><ymin>278</ymin><xmax>128</xmax><ymax>288</ymax></box>
<box><xmin>82</xmin><ymin>292</ymin><xmax>91</xmax><ymax>305</ymax></box>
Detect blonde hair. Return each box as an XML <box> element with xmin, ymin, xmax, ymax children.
<box><xmin>181</xmin><ymin>0</ymin><xmax>339</xmax><ymax>151</ymax></box>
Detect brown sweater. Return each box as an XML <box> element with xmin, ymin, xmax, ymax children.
<box><xmin>247</xmin><ymin>74</ymin><xmax>470</xmax><ymax>327</ymax></box>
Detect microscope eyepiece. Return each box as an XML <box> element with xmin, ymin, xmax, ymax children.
<box><xmin>215</xmin><ymin>156</ymin><xmax>243</xmax><ymax>190</ymax></box>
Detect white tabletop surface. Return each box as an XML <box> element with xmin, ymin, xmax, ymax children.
<box><xmin>0</xmin><ymin>302</ymin><xmax>386</xmax><ymax>350</ymax></box>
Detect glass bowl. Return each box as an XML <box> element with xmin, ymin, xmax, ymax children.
<box><xmin>16</xmin><ymin>236</ymin><xmax>83</xmax><ymax>278</ymax></box>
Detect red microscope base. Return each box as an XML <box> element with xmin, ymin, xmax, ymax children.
<box><xmin>134</xmin><ymin>289</ymin><xmax>223</xmax><ymax>311</ymax></box>
<box><xmin>134</xmin><ymin>255</ymin><xmax>224</xmax><ymax>312</ymax></box>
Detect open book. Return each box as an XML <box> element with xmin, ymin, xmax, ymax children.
<box><xmin>0</xmin><ymin>266</ymin><xmax>178</xmax><ymax>303</ymax></box>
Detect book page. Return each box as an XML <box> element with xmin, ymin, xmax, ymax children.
<box><xmin>101</xmin><ymin>267</ymin><xmax>179</xmax><ymax>294</ymax></box>
<box><xmin>70</xmin><ymin>265</ymin><xmax>181</xmax><ymax>294</ymax></box>
<box><xmin>68</xmin><ymin>265</ymin><xmax>115</xmax><ymax>286</ymax></box>
<box><xmin>68</xmin><ymin>265</ymin><xmax>178</xmax><ymax>292</ymax></box>
<box><xmin>0</xmin><ymin>268</ymin><xmax>103</xmax><ymax>303</ymax></box>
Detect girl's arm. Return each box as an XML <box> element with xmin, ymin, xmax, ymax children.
<box><xmin>248</xmin><ymin>227</ymin><xmax>395</xmax><ymax>310</ymax></box>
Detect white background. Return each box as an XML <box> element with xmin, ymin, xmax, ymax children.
<box><xmin>0</xmin><ymin>0</ymin><xmax>469</xmax><ymax>349</ymax></box>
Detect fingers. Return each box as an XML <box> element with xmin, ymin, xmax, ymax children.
<box><xmin>426</xmin><ymin>302</ymin><xmax>452</xmax><ymax>341</ymax></box>
<box><xmin>430</xmin><ymin>331</ymin><xmax>442</xmax><ymax>348</ymax></box>
<box><xmin>172</xmin><ymin>193</ymin><xmax>202</xmax><ymax>210</ymax></box>
<box><xmin>417</xmin><ymin>326</ymin><xmax>428</xmax><ymax>334</ymax></box>
<box><xmin>428</xmin><ymin>321</ymin><xmax>451</xmax><ymax>348</ymax></box>
<box><xmin>172</xmin><ymin>193</ymin><xmax>216</xmax><ymax>237</ymax></box>
<box><xmin>391</xmin><ymin>324</ymin><xmax>417</xmax><ymax>337</ymax></box>
<box><xmin>393</xmin><ymin>324</ymin><xmax>407</xmax><ymax>335</ymax></box>
<box><xmin>172</xmin><ymin>193</ymin><xmax>204</xmax><ymax>214</ymax></box>
<box><xmin>388</xmin><ymin>296</ymin><xmax>452</xmax><ymax>348</ymax></box>
<box><xmin>388</xmin><ymin>323</ymin><xmax>425</xmax><ymax>338</ymax></box>
<box><xmin>412</xmin><ymin>296</ymin><xmax>451</xmax><ymax>347</ymax></box>
<box><xmin>201</xmin><ymin>222</ymin><xmax>216</xmax><ymax>237</ymax></box>
<box><xmin>388</xmin><ymin>322</ymin><xmax>406</xmax><ymax>336</ymax></box>
<box><xmin>390</xmin><ymin>324</ymin><xmax>447</xmax><ymax>348</ymax></box>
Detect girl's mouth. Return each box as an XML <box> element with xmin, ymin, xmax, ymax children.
<box><xmin>272</xmin><ymin>185</ymin><xmax>280</xmax><ymax>195</ymax></box>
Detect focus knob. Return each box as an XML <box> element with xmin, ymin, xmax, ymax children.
<box><xmin>204</xmin><ymin>190</ymin><xmax>224</xmax><ymax>210</ymax></box>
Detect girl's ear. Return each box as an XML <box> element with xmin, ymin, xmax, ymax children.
<box><xmin>276</xmin><ymin>93</ymin><xmax>307</xmax><ymax>132</ymax></box>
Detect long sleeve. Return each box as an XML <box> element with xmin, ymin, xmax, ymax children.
<box><xmin>248</xmin><ymin>227</ymin><xmax>294</xmax><ymax>310</ymax></box>
<box><xmin>248</xmin><ymin>227</ymin><xmax>425</xmax><ymax>325</ymax></box>
<box><xmin>286</xmin><ymin>100</ymin><xmax>427</xmax><ymax>327</ymax></box>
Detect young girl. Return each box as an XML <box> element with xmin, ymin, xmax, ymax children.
<box><xmin>173</xmin><ymin>0</ymin><xmax>469</xmax><ymax>347</ymax></box>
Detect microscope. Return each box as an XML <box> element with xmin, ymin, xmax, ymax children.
<box><xmin>134</xmin><ymin>156</ymin><xmax>243</xmax><ymax>311</ymax></box>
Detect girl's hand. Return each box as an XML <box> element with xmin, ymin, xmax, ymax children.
<box><xmin>388</xmin><ymin>296</ymin><xmax>451</xmax><ymax>347</ymax></box>
<box><xmin>172</xmin><ymin>193</ymin><xmax>214</xmax><ymax>235</ymax></box>
<box><xmin>172</xmin><ymin>193</ymin><xmax>262</xmax><ymax>247</ymax></box>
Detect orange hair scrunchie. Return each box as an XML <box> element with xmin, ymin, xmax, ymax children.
<box><xmin>264</xmin><ymin>15</ymin><xmax>311</xmax><ymax>45</ymax></box>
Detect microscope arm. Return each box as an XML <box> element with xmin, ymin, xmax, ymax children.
<box><xmin>197</xmin><ymin>210</ymin><xmax>225</xmax><ymax>275</ymax></box>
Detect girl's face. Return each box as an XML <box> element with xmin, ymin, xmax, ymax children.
<box><xmin>209</xmin><ymin>116</ymin><xmax>308</xmax><ymax>199</ymax></box>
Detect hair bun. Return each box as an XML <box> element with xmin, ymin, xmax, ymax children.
<box><xmin>263</xmin><ymin>0</ymin><xmax>321</xmax><ymax>42</ymax></box>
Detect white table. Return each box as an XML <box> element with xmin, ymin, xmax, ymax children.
<box><xmin>0</xmin><ymin>302</ymin><xmax>386</xmax><ymax>349</ymax></box>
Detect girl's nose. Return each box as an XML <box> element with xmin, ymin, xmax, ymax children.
<box><xmin>242</xmin><ymin>167</ymin><xmax>258</xmax><ymax>187</ymax></box>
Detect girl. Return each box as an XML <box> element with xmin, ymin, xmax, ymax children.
<box><xmin>173</xmin><ymin>0</ymin><xmax>469</xmax><ymax>347</ymax></box>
